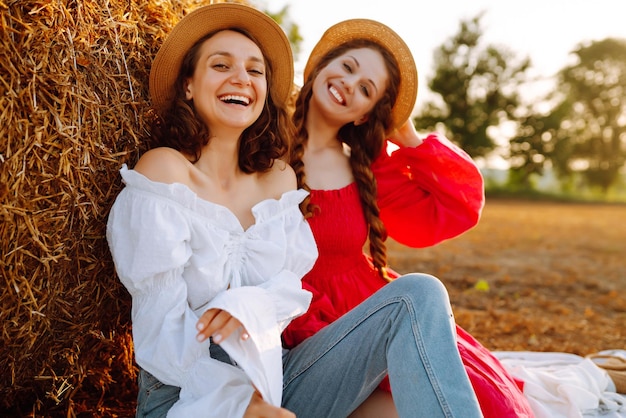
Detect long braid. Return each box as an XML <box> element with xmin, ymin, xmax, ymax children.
<box><xmin>348</xmin><ymin>137</ymin><xmax>391</xmax><ymax>280</ymax></box>
<box><xmin>290</xmin><ymin>83</ymin><xmax>315</xmax><ymax>218</ymax></box>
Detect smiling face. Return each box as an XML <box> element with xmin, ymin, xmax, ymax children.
<box><xmin>310</xmin><ymin>47</ymin><xmax>389</xmax><ymax>128</ymax></box>
<box><xmin>184</xmin><ymin>30</ymin><xmax>268</xmax><ymax>133</ymax></box>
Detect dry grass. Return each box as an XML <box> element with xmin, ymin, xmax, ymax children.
<box><xmin>388</xmin><ymin>198</ymin><xmax>626</xmax><ymax>355</ymax></box>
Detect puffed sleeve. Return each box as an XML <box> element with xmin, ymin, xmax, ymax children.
<box><xmin>106</xmin><ymin>176</ymin><xmax>255</xmax><ymax>417</ymax></box>
<box><xmin>372</xmin><ymin>133</ymin><xmax>485</xmax><ymax>248</ymax></box>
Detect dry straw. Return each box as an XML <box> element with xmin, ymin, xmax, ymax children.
<box><xmin>0</xmin><ymin>0</ymin><xmax>239</xmax><ymax>415</ymax></box>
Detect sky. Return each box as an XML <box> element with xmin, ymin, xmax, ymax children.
<box><xmin>262</xmin><ymin>0</ymin><xmax>626</xmax><ymax>104</ymax></box>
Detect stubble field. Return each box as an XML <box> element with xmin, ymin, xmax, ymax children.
<box><xmin>387</xmin><ymin>198</ymin><xmax>626</xmax><ymax>355</ymax></box>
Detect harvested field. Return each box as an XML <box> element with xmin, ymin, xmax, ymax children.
<box><xmin>388</xmin><ymin>198</ymin><xmax>626</xmax><ymax>356</ymax></box>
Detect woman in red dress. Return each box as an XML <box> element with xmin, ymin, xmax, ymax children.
<box><xmin>283</xmin><ymin>18</ymin><xmax>535</xmax><ymax>418</ymax></box>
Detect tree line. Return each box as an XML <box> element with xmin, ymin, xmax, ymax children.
<box><xmin>413</xmin><ymin>13</ymin><xmax>626</xmax><ymax>198</ymax></box>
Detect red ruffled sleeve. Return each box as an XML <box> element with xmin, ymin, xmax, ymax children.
<box><xmin>372</xmin><ymin>133</ymin><xmax>485</xmax><ymax>248</ymax></box>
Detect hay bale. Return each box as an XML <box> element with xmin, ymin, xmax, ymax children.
<box><xmin>0</xmin><ymin>0</ymin><xmax>225</xmax><ymax>415</ymax></box>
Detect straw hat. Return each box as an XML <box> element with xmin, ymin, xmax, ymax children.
<box><xmin>303</xmin><ymin>19</ymin><xmax>418</xmax><ymax>131</ymax></box>
<box><xmin>149</xmin><ymin>3</ymin><xmax>294</xmax><ymax>113</ymax></box>
<box><xmin>587</xmin><ymin>354</ymin><xmax>626</xmax><ymax>394</ymax></box>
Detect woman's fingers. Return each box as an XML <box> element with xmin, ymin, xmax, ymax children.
<box><xmin>195</xmin><ymin>308</ymin><xmax>220</xmax><ymax>336</ymax></box>
<box><xmin>196</xmin><ymin>308</ymin><xmax>248</xmax><ymax>343</ymax></box>
<box><xmin>211</xmin><ymin>313</ymin><xmax>244</xmax><ymax>343</ymax></box>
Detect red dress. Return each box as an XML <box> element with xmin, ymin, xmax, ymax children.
<box><xmin>283</xmin><ymin>134</ymin><xmax>535</xmax><ymax>418</ymax></box>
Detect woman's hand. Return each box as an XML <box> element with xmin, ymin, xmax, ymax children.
<box><xmin>387</xmin><ymin>119</ymin><xmax>423</xmax><ymax>148</ymax></box>
<box><xmin>244</xmin><ymin>390</ymin><xmax>296</xmax><ymax>418</ymax></box>
<box><xmin>196</xmin><ymin>308</ymin><xmax>249</xmax><ymax>343</ymax></box>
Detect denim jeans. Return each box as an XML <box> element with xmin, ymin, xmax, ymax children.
<box><xmin>136</xmin><ymin>340</ymin><xmax>234</xmax><ymax>418</ymax></box>
<box><xmin>136</xmin><ymin>273</ymin><xmax>483</xmax><ymax>417</ymax></box>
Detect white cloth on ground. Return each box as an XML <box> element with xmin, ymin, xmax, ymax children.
<box><xmin>494</xmin><ymin>351</ymin><xmax>626</xmax><ymax>418</ymax></box>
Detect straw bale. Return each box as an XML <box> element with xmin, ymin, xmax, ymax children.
<box><xmin>0</xmin><ymin>0</ymin><xmax>252</xmax><ymax>415</ymax></box>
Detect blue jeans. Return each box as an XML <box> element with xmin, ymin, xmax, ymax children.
<box><xmin>136</xmin><ymin>274</ymin><xmax>483</xmax><ymax>417</ymax></box>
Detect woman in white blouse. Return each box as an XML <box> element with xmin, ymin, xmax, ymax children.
<box><xmin>107</xmin><ymin>3</ymin><xmax>482</xmax><ymax>417</ymax></box>
<box><xmin>107</xmin><ymin>4</ymin><xmax>315</xmax><ymax>417</ymax></box>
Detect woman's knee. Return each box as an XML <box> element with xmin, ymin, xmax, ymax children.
<box><xmin>390</xmin><ymin>273</ymin><xmax>448</xmax><ymax>298</ymax></box>
<box><xmin>384</xmin><ymin>273</ymin><xmax>452</xmax><ymax>314</ymax></box>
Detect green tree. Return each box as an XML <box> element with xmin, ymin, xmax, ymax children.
<box><xmin>508</xmin><ymin>38</ymin><xmax>626</xmax><ymax>196</ymax></box>
<box><xmin>554</xmin><ymin>38</ymin><xmax>626</xmax><ymax>194</ymax></box>
<box><xmin>507</xmin><ymin>99</ymin><xmax>570</xmax><ymax>190</ymax></box>
<box><xmin>414</xmin><ymin>12</ymin><xmax>530</xmax><ymax>159</ymax></box>
<box><xmin>263</xmin><ymin>3</ymin><xmax>303</xmax><ymax>59</ymax></box>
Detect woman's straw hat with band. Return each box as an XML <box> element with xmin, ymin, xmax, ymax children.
<box><xmin>304</xmin><ymin>19</ymin><xmax>418</xmax><ymax>131</ymax></box>
<box><xmin>149</xmin><ymin>3</ymin><xmax>294</xmax><ymax>113</ymax></box>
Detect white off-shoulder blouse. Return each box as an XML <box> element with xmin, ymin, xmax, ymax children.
<box><xmin>106</xmin><ymin>165</ymin><xmax>317</xmax><ymax>417</ymax></box>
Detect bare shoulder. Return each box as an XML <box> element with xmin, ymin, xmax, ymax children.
<box><xmin>261</xmin><ymin>159</ymin><xmax>297</xmax><ymax>198</ymax></box>
<box><xmin>133</xmin><ymin>147</ymin><xmax>189</xmax><ymax>184</ymax></box>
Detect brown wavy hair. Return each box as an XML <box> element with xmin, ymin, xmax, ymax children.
<box><xmin>150</xmin><ymin>28</ymin><xmax>294</xmax><ymax>173</ymax></box>
<box><xmin>291</xmin><ymin>39</ymin><xmax>401</xmax><ymax>280</ymax></box>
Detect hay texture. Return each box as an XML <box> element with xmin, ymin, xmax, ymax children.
<box><xmin>0</xmin><ymin>0</ymin><xmax>246</xmax><ymax>415</ymax></box>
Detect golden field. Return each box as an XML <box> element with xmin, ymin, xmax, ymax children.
<box><xmin>388</xmin><ymin>198</ymin><xmax>626</xmax><ymax>355</ymax></box>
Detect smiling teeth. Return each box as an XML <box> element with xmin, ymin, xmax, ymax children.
<box><xmin>329</xmin><ymin>86</ymin><xmax>343</xmax><ymax>104</ymax></box>
<box><xmin>220</xmin><ymin>95</ymin><xmax>250</xmax><ymax>105</ymax></box>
